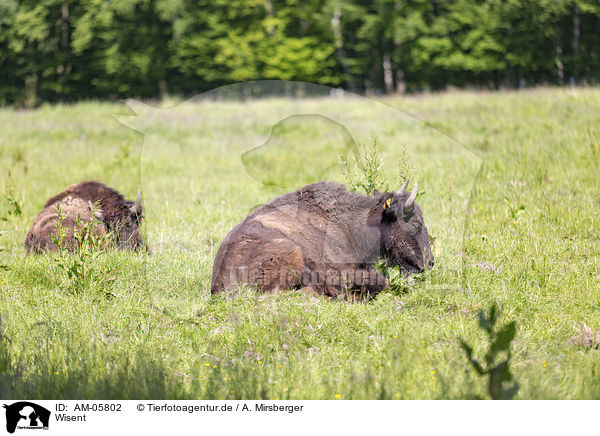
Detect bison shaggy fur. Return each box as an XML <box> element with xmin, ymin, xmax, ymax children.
<box><xmin>25</xmin><ymin>181</ymin><xmax>143</xmax><ymax>253</ymax></box>
<box><xmin>211</xmin><ymin>181</ymin><xmax>433</xmax><ymax>298</ymax></box>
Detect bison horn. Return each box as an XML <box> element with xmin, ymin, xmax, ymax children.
<box><xmin>398</xmin><ymin>178</ymin><xmax>410</xmax><ymax>194</ymax></box>
<box><xmin>404</xmin><ymin>181</ymin><xmax>418</xmax><ymax>214</ymax></box>
<box><xmin>131</xmin><ymin>189</ymin><xmax>142</xmax><ymax>215</ymax></box>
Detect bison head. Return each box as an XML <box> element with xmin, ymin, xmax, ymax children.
<box><xmin>103</xmin><ymin>190</ymin><xmax>144</xmax><ymax>250</ymax></box>
<box><xmin>375</xmin><ymin>180</ymin><xmax>434</xmax><ymax>273</ymax></box>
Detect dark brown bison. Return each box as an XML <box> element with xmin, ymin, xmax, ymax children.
<box><xmin>25</xmin><ymin>181</ymin><xmax>143</xmax><ymax>253</ymax></box>
<box><xmin>211</xmin><ymin>180</ymin><xmax>433</xmax><ymax>298</ymax></box>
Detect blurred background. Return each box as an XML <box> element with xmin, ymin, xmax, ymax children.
<box><xmin>1</xmin><ymin>0</ymin><xmax>599</xmax><ymax>106</ymax></box>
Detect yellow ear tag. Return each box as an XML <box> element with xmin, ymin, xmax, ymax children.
<box><xmin>384</xmin><ymin>198</ymin><xmax>392</xmax><ymax>209</ymax></box>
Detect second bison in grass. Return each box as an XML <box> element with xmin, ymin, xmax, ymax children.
<box><xmin>25</xmin><ymin>181</ymin><xmax>143</xmax><ymax>253</ymax></box>
<box><xmin>211</xmin><ymin>180</ymin><xmax>433</xmax><ymax>298</ymax></box>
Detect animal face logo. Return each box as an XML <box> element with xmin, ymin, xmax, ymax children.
<box><xmin>241</xmin><ymin>114</ymin><xmax>357</xmax><ymax>189</ymax></box>
<box><xmin>3</xmin><ymin>402</ymin><xmax>50</xmax><ymax>434</ymax></box>
<box><xmin>120</xmin><ymin>80</ymin><xmax>481</xmax><ymax>289</ymax></box>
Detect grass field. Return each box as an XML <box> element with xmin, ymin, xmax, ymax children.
<box><xmin>0</xmin><ymin>86</ymin><xmax>599</xmax><ymax>399</ymax></box>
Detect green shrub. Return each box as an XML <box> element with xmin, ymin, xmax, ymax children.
<box><xmin>460</xmin><ymin>303</ymin><xmax>519</xmax><ymax>400</ymax></box>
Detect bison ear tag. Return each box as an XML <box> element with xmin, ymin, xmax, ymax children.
<box><xmin>384</xmin><ymin>198</ymin><xmax>392</xmax><ymax>209</ymax></box>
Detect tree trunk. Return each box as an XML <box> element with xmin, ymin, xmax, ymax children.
<box><xmin>331</xmin><ymin>4</ymin><xmax>356</xmax><ymax>93</ymax></box>
<box><xmin>159</xmin><ymin>79</ymin><xmax>168</xmax><ymax>100</ymax></box>
<box><xmin>59</xmin><ymin>3</ymin><xmax>71</xmax><ymax>89</ymax></box>
<box><xmin>393</xmin><ymin>25</ymin><xmax>405</xmax><ymax>94</ymax></box>
<box><xmin>573</xmin><ymin>3</ymin><xmax>580</xmax><ymax>53</ymax></box>
<box><xmin>24</xmin><ymin>73</ymin><xmax>39</xmax><ymax>108</ymax></box>
<box><xmin>555</xmin><ymin>24</ymin><xmax>564</xmax><ymax>84</ymax></box>
<box><xmin>396</xmin><ymin>69</ymin><xmax>406</xmax><ymax>94</ymax></box>
<box><xmin>572</xmin><ymin>2</ymin><xmax>580</xmax><ymax>83</ymax></box>
<box><xmin>382</xmin><ymin>52</ymin><xmax>394</xmax><ymax>94</ymax></box>
<box><xmin>556</xmin><ymin>44</ymin><xmax>564</xmax><ymax>84</ymax></box>
<box><xmin>264</xmin><ymin>0</ymin><xmax>275</xmax><ymax>37</ymax></box>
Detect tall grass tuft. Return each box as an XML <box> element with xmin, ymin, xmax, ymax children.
<box><xmin>1</xmin><ymin>171</ymin><xmax>23</xmax><ymax>220</ymax></box>
<box><xmin>50</xmin><ymin>202</ymin><xmax>115</xmax><ymax>296</ymax></box>
<box><xmin>0</xmin><ymin>231</ymin><xmax>8</xmax><ymax>271</ymax></box>
<box><xmin>342</xmin><ymin>140</ymin><xmax>418</xmax><ymax>293</ymax></box>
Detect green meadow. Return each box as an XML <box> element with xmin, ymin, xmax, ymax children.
<box><xmin>0</xmin><ymin>87</ymin><xmax>599</xmax><ymax>399</ymax></box>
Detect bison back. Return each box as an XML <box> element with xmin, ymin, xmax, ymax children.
<box><xmin>25</xmin><ymin>198</ymin><xmax>106</xmax><ymax>253</ymax></box>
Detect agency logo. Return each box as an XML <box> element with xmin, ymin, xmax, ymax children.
<box><xmin>2</xmin><ymin>402</ymin><xmax>50</xmax><ymax>434</ymax></box>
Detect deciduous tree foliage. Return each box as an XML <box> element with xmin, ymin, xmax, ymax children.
<box><xmin>0</xmin><ymin>0</ymin><xmax>599</xmax><ymax>105</ymax></box>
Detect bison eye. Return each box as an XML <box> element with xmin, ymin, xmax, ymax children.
<box><xmin>406</xmin><ymin>220</ymin><xmax>422</xmax><ymax>234</ymax></box>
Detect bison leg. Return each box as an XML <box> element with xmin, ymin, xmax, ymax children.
<box><xmin>327</xmin><ymin>267</ymin><xmax>388</xmax><ymax>300</ymax></box>
<box><xmin>255</xmin><ymin>243</ymin><xmax>305</xmax><ymax>293</ymax></box>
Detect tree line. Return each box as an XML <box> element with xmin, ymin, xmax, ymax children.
<box><xmin>1</xmin><ymin>0</ymin><xmax>599</xmax><ymax>105</ymax></box>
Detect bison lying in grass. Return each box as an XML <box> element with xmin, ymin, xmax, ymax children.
<box><xmin>211</xmin><ymin>180</ymin><xmax>433</xmax><ymax>299</ymax></box>
<box><xmin>25</xmin><ymin>181</ymin><xmax>143</xmax><ymax>253</ymax></box>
